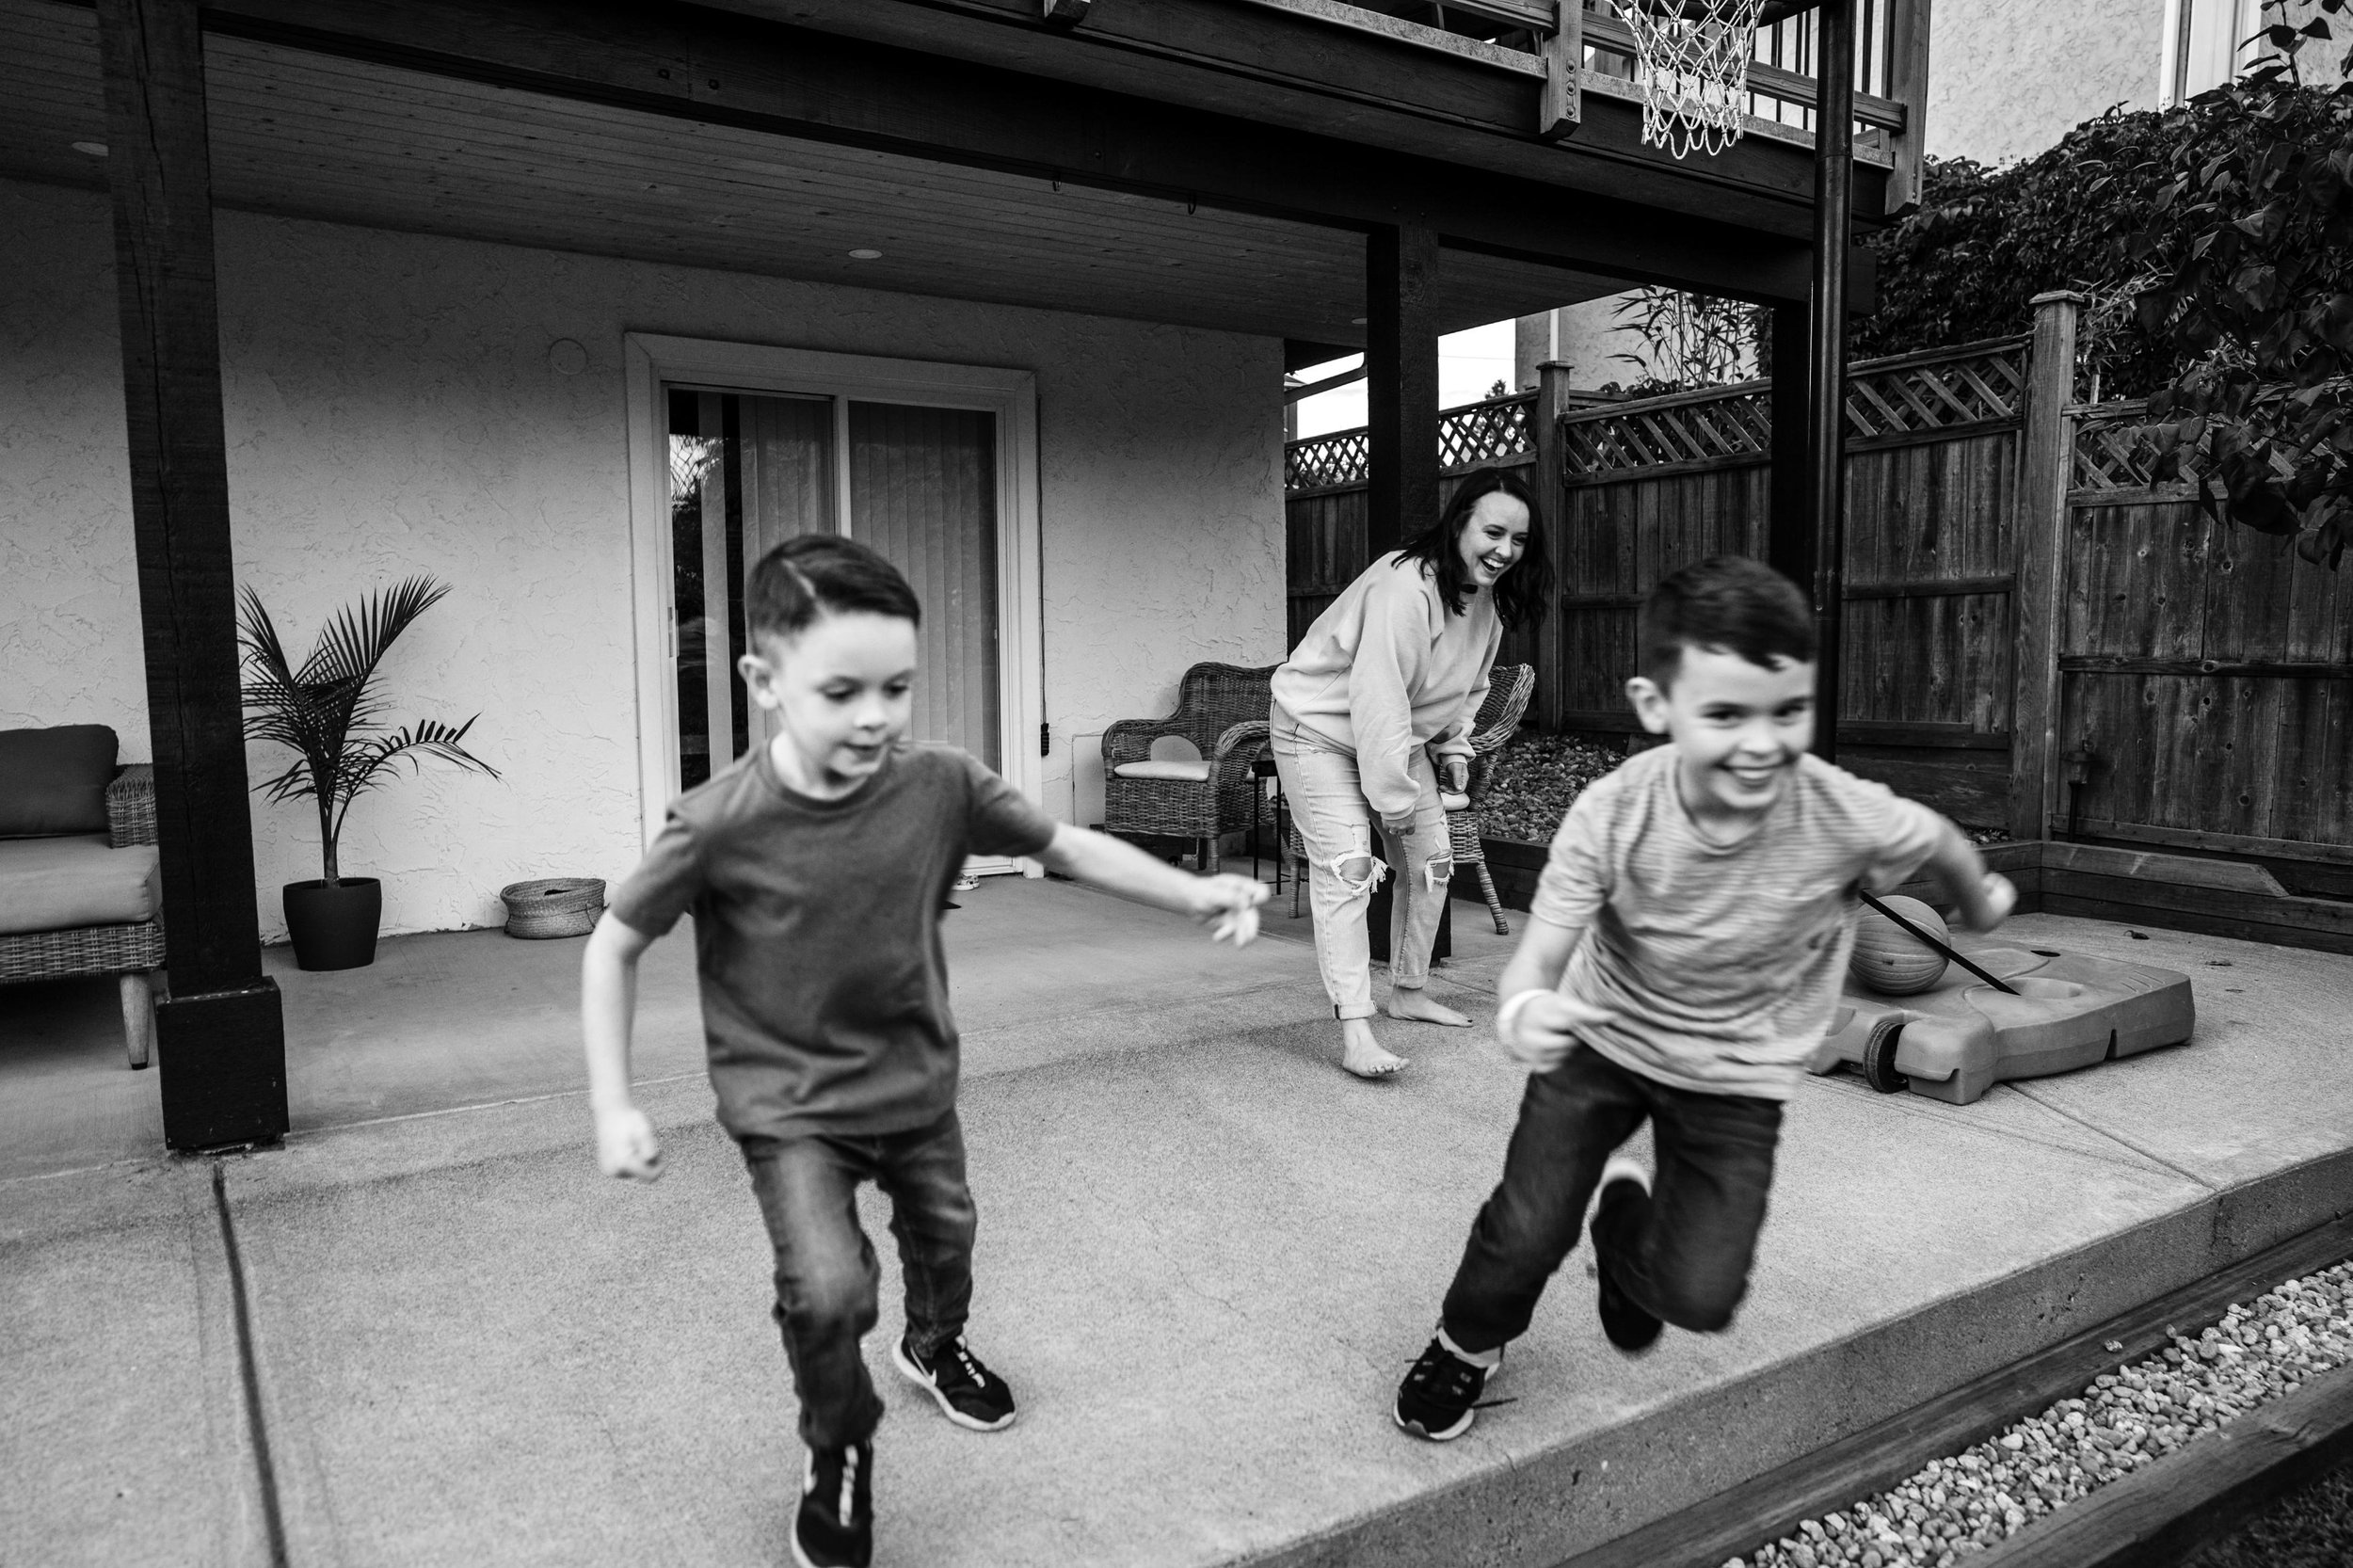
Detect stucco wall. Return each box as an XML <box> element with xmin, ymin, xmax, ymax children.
<box><xmin>1927</xmin><ymin>0</ymin><xmax>2163</xmax><ymax>164</ymax></box>
<box><xmin>0</xmin><ymin>177</ymin><xmax>1284</xmax><ymax>940</ymax></box>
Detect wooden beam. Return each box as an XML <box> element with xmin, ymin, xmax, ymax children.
<box><xmin>1532</xmin><ymin>358</ymin><xmax>1573</xmax><ymax>729</ymax></box>
<box><xmin>1539</xmin><ymin>0</ymin><xmax>1580</xmax><ymax>140</ymax></box>
<box><xmin>1767</xmin><ymin>300</ymin><xmax>1812</xmax><ymax>590</ymax></box>
<box><xmin>2009</xmin><ymin>292</ymin><xmax>2084</xmax><ymax>844</ymax></box>
<box><xmin>181</xmin><ymin>0</ymin><xmax>1825</xmax><ymax>302</ymax></box>
<box><xmin>1283</xmin><ymin>362</ymin><xmax>1369</xmax><ymax>405</ymax></box>
<box><xmin>1803</xmin><ymin>0</ymin><xmax>1856</xmax><ymax>763</ymax></box>
<box><xmin>1367</xmin><ymin>220</ymin><xmax>1441</xmax><ymax>559</ymax></box>
<box><xmin>95</xmin><ymin>0</ymin><xmax>289</xmax><ymax>1151</ymax></box>
<box><xmin>1882</xmin><ymin>0</ymin><xmax>1931</xmax><ymax>212</ymax></box>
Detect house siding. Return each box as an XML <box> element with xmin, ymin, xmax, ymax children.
<box><xmin>1925</xmin><ymin>0</ymin><xmax>2160</xmax><ymax>165</ymax></box>
<box><xmin>0</xmin><ymin>177</ymin><xmax>1284</xmax><ymax>941</ymax></box>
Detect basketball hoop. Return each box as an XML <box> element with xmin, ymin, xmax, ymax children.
<box><xmin>1618</xmin><ymin>0</ymin><xmax>1772</xmax><ymax>160</ymax></box>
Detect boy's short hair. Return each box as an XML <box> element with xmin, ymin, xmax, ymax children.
<box><xmin>745</xmin><ymin>535</ymin><xmax>922</xmax><ymax>647</ymax></box>
<box><xmin>1639</xmin><ymin>555</ymin><xmax>1816</xmax><ymax>689</ymax></box>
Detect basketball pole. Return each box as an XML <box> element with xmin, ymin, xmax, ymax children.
<box><xmin>1804</xmin><ymin>0</ymin><xmax>1854</xmax><ymax>763</ymax></box>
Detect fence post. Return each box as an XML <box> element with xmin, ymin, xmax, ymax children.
<box><xmin>2009</xmin><ymin>291</ymin><xmax>2086</xmax><ymax>845</ymax></box>
<box><xmin>1533</xmin><ymin>359</ymin><xmax>1572</xmax><ymax>731</ymax></box>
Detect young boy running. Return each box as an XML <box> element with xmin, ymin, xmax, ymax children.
<box><xmin>582</xmin><ymin>536</ymin><xmax>1268</xmax><ymax>1568</ymax></box>
<box><xmin>1394</xmin><ymin>555</ymin><xmax>2015</xmax><ymax>1440</ymax></box>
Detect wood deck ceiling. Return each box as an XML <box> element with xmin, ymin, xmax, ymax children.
<box><xmin>0</xmin><ymin>0</ymin><xmax>1624</xmax><ymax>346</ymax></box>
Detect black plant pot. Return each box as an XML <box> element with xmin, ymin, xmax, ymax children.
<box><xmin>283</xmin><ymin>877</ymin><xmax>383</xmax><ymax>971</ymax></box>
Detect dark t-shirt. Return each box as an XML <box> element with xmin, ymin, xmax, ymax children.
<box><xmin>608</xmin><ymin>741</ymin><xmax>1059</xmax><ymax>1142</ymax></box>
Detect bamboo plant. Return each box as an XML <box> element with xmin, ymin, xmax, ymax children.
<box><xmin>239</xmin><ymin>575</ymin><xmax>499</xmax><ymax>885</ymax></box>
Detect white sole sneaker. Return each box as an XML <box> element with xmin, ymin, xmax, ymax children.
<box><xmin>1392</xmin><ymin>1399</ymin><xmax>1477</xmax><ymax>1441</ymax></box>
<box><xmin>890</xmin><ymin>1338</ymin><xmax>1017</xmax><ymax>1432</ymax></box>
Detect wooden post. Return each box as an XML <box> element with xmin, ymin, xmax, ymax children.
<box><xmin>2009</xmin><ymin>291</ymin><xmax>2086</xmax><ymax>845</ymax></box>
<box><xmin>1540</xmin><ymin>0</ymin><xmax>1583</xmax><ymax>139</ymax></box>
<box><xmin>1533</xmin><ymin>359</ymin><xmax>1573</xmax><ymax>731</ymax></box>
<box><xmin>1882</xmin><ymin>0</ymin><xmax>1932</xmax><ymax>213</ymax></box>
<box><xmin>96</xmin><ymin>0</ymin><xmax>288</xmax><ymax>1151</ymax></box>
<box><xmin>1805</xmin><ymin>0</ymin><xmax>1856</xmax><ymax>763</ymax></box>
<box><xmin>1366</xmin><ymin>221</ymin><xmax>1440</xmax><ymax>560</ymax></box>
<box><xmin>1767</xmin><ymin>302</ymin><xmax>1813</xmax><ymax>584</ymax></box>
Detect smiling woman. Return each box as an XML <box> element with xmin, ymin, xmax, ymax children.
<box><xmin>1269</xmin><ymin>466</ymin><xmax>1554</xmax><ymax>1080</ymax></box>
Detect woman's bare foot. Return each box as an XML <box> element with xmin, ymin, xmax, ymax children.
<box><xmin>1387</xmin><ymin>987</ymin><xmax>1472</xmax><ymax>1027</ymax></box>
<box><xmin>1339</xmin><ymin>1016</ymin><xmax>1408</xmax><ymax>1080</ymax></box>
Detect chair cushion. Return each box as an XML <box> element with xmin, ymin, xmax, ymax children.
<box><xmin>1112</xmin><ymin>760</ymin><xmax>1213</xmax><ymax>782</ymax></box>
<box><xmin>0</xmin><ymin>835</ymin><xmax>160</xmax><ymax>936</ymax></box>
<box><xmin>0</xmin><ymin>725</ymin><xmax>119</xmax><ymax>838</ymax></box>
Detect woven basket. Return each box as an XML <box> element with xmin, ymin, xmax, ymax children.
<box><xmin>500</xmin><ymin>877</ymin><xmax>605</xmax><ymax>939</ymax></box>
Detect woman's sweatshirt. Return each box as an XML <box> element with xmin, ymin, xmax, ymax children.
<box><xmin>1271</xmin><ymin>551</ymin><xmax>1499</xmax><ymax>821</ymax></box>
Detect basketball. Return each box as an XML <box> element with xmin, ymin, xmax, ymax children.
<box><xmin>1849</xmin><ymin>895</ymin><xmax>1950</xmax><ymax>995</ymax></box>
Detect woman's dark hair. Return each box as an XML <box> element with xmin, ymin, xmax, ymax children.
<box><xmin>745</xmin><ymin>534</ymin><xmax>921</xmax><ymax>647</ymax></box>
<box><xmin>1638</xmin><ymin>555</ymin><xmax>1816</xmax><ymax>689</ymax></box>
<box><xmin>1392</xmin><ymin>466</ymin><xmax>1553</xmax><ymax>630</ymax></box>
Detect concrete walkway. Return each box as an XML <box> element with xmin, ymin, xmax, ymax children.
<box><xmin>6</xmin><ymin>881</ymin><xmax>2352</xmax><ymax>1568</ymax></box>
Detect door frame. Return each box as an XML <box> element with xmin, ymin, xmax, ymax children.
<box><xmin>622</xmin><ymin>333</ymin><xmax>1044</xmax><ymax>855</ymax></box>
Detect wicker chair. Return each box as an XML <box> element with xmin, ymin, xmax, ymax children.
<box><xmin>1101</xmin><ymin>663</ymin><xmax>1278</xmax><ymax>874</ymax></box>
<box><xmin>1446</xmin><ymin>664</ymin><xmax>1537</xmax><ymax>935</ymax></box>
<box><xmin>0</xmin><ymin>763</ymin><xmax>162</xmax><ymax>1067</ymax></box>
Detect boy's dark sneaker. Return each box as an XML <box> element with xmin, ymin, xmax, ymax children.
<box><xmin>1393</xmin><ymin>1333</ymin><xmax>1498</xmax><ymax>1441</ymax></box>
<box><xmin>792</xmin><ymin>1441</ymin><xmax>872</xmax><ymax>1568</ymax></box>
<box><xmin>1592</xmin><ymin>1156</ymin><xmax>1663</xmax><ymax>1353</ymax></box>
<box><xmin>892</xmin><ymin>1335</ymin><xmax>1017</xmax><ymax>1432</ymax></box>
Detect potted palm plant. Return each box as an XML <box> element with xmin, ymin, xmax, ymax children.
<box><xmin>240</xmin><ymin>576</ymin><xmax>498</xmax><ymax>970</ymax></box>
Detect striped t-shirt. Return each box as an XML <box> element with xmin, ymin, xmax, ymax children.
<box><xmin>1530</xmin><ymin>745</ymin><xmax>1943</xmax><ymax>1100</ymax></box>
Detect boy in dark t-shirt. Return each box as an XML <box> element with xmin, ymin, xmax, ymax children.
<box><xmin>583</xmin><ymin>536</ymin><xmax>1268</xmax><ymax>1568</ymax></box>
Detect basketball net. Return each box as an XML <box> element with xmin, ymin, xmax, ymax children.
<box><xmin>1618</xmin><ymin>0</ymin><xmax>1770</xmax><ymax>160</ymax></box>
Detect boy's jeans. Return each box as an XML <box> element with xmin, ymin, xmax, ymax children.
<box><xmin>1270</xmin><ymin>722</ymin><xmax>1451</xmax><ymax>1019</ymax></box>
<box><xmin>1441</xmin><ymin>1047</ymin><xmax>1784</xmax><ymax>1352</ymax></box>
<box><xmin>741</xmin><ymin>1110</ymin><xmax>977</xmax><ymax>1448</ymax></box>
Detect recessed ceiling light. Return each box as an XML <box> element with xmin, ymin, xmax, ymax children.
<box><xmin>1351</xmin><ymin>317</ymin><xmax>1368</xmax><ymax>326</ymax></box>
<box><xmin>847</xmin><ymin>248</ymin><xmax>883</xmax><ymax>260</ymax></box>
<box><xmin>71</xmin><ymin>140</ymin><xmax>107</xmax><ymax>157</ymax></box>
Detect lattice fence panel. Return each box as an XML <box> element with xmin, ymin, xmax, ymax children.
<box><xmin>1562</xmin><ymin>389</ymin><xmax>1771</xmax><ymax>473</ymax></box>
<box><xmin>1286</xmin><ymin>430</ymin><xmax>1369</xmax><ymax>491</ymax></box>
<box><xmin>1439</xmin><ymin>393</ymin><xmax>1536</xmax><ymax>471</ymax></box>
<box><xmin>2071</xmin><ymin>403</ymin><xmax>2299</xmax><ymax>495</ymax></box>
<box><xmin>1843</xmin><ymin>345</ymin><xmax>2026</xmax><ymax>440</ymax></box>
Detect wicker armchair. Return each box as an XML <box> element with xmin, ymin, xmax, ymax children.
<box><xmin>1101</xmin><ymin>663</ymin><xmax>1278</xmax><ymax>874</ymax></box>
<box><xmin>0</xmin><ymin>763</ymin><xmax>163</xmax><ymax>1068</ymax></box>
<box><xmin>1446</xmin><ymin>664</ymin><xmax>1537</xmax><ymax>935</ymax></box>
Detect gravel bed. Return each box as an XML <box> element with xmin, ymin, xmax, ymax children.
<box><xmin>1474</xmin><ymin>733</ymin><xmax>2012</xmax><ymax>851</ymax></box>
<box><xmin>1721</xmin><ymin>1258</ymin><xmax>2353</xmax><ymax>1568</ymax></box>
<box><xmin>1477</xmin><ymin>733</ymin><xmax>1624</xmax><ymax>844</ymax></box>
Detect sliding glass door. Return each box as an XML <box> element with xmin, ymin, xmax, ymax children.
<box><xmin>664</xmin><ymin>386</ymin><xmax>1002</xmax><ymax>790</ymax></box>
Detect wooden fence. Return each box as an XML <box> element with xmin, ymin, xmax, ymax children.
<box><xmin>1283</xmin><ymin>294</ymin><xmax>2353</xmax><ymax>948</ymax></box>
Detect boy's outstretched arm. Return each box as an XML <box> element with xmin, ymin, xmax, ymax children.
<box><xmin>1492</xmin><ymin>915</ymin><xmax>1611</xmax><ymax>1073</ymax></box>
<box><xmin>583</xmin><ymin>910</ymin><xmax>665</xmax><ymax>1181</ymax></box>
<box><xmin>1032</xmin><ymin>824</ymin><xmax>1269</xmax><ymax>946</ymax></box>
<box><xmin>1912</xmin><ymin>818</ymin><xmax>2017</xmax><ymax>933</ymax></box>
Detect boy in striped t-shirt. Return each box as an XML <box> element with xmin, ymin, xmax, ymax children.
<box><xmin>1394</xmin><ymin>555</ymin><xmax>2015</xmax><ymax>1440</ymax></box>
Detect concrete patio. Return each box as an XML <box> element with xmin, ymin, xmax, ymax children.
<box><xmin>7</xmin><ymin>878</ymin><xmax>2353</xmax><ymax>1568</ymax></box>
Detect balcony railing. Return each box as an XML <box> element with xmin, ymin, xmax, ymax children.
<box><xmin>1233</xmin><ymin>0</ymin><xmax>1926</xmax><ymax>199</ymax></box>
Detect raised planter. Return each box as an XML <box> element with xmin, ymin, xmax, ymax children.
<box><xmin>1451</xmin><ymin>837</ymin><xmax>1545</xmax><ymax>914</ymax></box>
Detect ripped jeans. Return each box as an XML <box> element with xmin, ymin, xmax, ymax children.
<box><xmin>1272</xmin><ymin>721</ymin><xmax>1452</xmax><ymax>1020</ymax></box>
